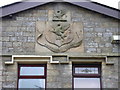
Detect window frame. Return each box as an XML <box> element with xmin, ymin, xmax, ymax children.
<box><xmin>18</xmin><ymin>64</ymin><xmax>47</xmax><ymax>89</ymax></box>
<box><xmin>72</xmin><ymin>63</ymin><xmax>102</xmax><ymax>89</ymax></box>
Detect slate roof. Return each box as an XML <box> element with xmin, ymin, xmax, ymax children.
<box><xmin>0</xmin><ymin>0</ymin><xmax>120</xmax><ymax>19</ymax></box>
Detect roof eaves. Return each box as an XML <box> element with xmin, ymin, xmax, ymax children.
<box><xmin>0</xmin><ymin>0</ymin><xmax>120</xmax><ymax>20</ymax></box>
<box><xmin>68</xmin><ymin>2</ymin><xmax>120</xmax><ymax>20</ymax></box>
<box><xmin>0</xmin><ymin>1</ymin><xmax>49</xmax><ymax>17</ymax></box>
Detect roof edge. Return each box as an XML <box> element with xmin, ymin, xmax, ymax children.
<box><xmin>0</xmin><ymin>0</ymin><xmax>120</xmax><ymax>20</ymax></box>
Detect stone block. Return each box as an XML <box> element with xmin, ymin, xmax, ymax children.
<box><xmin>94</xmin><ymin>28</ymin><xmax>105</xmax><ymax>32</ymax></box>
<box><xmin>0</xmin><ymin>71</ymin><xmax>2</xmax><ymax>76</ymax></box>
<box><xmin>4</xmin><ymin>27</ymin><xmax>17</xmax><ymax>32</ymax></box>
<box><xmin>62</xmin><ymin>83</ymin><xmax>72</xmax><ymax>88</ymax></box>
<box><xmin>15</xmin><ymin>32</ymin><xmax>23</xmax><ymax>36</ymax></box>
<box><xmin>88</xmin><ymin>42</ymin><xmax>98</xmax><ymax>47</ymax></box>
<box><xmin>10</xmin><ymin>21</ymin><xmax>18</xmax><ymax>27</ymax></box>
<box><xmin>100</xmin><ymin>37</ymin><xmax>110</xmax><ymax>42</ymax></box>
<box><xmin>47</xmin><ymin>82</ymin><xmax>62</xmax><ymax>88</ymax></box>
<box><xmin>2</xmin><ymin>42</ymin><xmax>12</xmax><ymax>47</ymax></box>
<box><xmin>94</xmin><ymin>37</ymin><xmax>101</xmax><ymax>43</ymax></box>
<box><xmin>2</xmin><ymin>32</ymin><xmax>14</xmax><ymax>37</ymax></box>
<box><xmin>47</xmin><ymin>69</ymin><xmax>59</xmax><ymax>76</ymax></box>
<box><xmin>6</xmin><ymin>76</ymin><xmax>17</xmax><ymax>81</ymax></box>
<box><xmin>26</xmin><ymin>27</ymin><xmax>35</xmax><ymax>31</ymax></box>
<box><xmin>27</xmin><ymin>37</ymin><xmax>35</xmax><ymax>42</ymax></box>
<box><xmin>14</xmin><ymin>47</ymin><xmax>23</xmax><ymax>52</ymax></box>
<box><xmin>103</xmin><ymin>32</ymin><xmax>112</xmax><ymax>37</ymax></box>
<box><xmin>97</xmin><ymin>48</ymin><xmax>102</xmax><ymax>53</ymax></box>
<box><xmin>22</xmin><ymin>42</ymin><xmax>35</xmax><ymax>48</ymax></box>
<box><xmin>97</xmin><ymin>33</ymin><xmax>103</xmax><ymax>37</ymax></box>
<box><xmin>102</xmin><ymin>47</ymin><xmax>112</xmax><ymax>53</ymax></box>
<box><xmin>37</xmin><ymin>10</ymin><xmax>48</xmax><ymax>17</ymax></box>
<box><xmin>84</xmin><ymin>22</ymin><xmax>95</xmax><ymax>27</ymax></box>
<box><xmin>105</xmin><ymin>43</ymin><xmax>112</xmax><ymax>47</ymax></box>
<box><xmin>0</xmin><ymin>82</ymin><xmax>2</xmax><ymax>89</ymax></box>
<box><xmin>37</xmin><ymin>17</ymin><xmax>48</xmax><ymax>21</ymax></box>
<box><xmin>16</xmin><ymin>21</ymin><xmax>23</xmax><ymax>26</ymax></box>
<box><xmin>17</xmin><ymin>36</ymin><xmax>27</xmax><ymax>42</ymax></box>
<box><xmin>16</xmin><ymin>17</ymin><xmax>24</xmax><ymax>21</ymax></box>
<box><xmin>72</xmin><ymin>17</ymin><xmax>81</xmax><ymax>22</ymax></box>
<box><xmin>17</xmin><ymin>27</ymin><xmax>26</xmax><ymax>31</ymax></box>
<box><xmin>84</xmin><ymin>28</ymin><xmax>94</xmax><ymax>32</ymax></box>
<box><xmin>23</xmin><ymin>32</ymin><xmax>35</xmax><ymax>36</ymax></box>
<box><xmin>2</xmin><ymin>37</ymin><xmax>9</xmax><ymax>41</ymax></box>
<box><xmin>13</xmin><ymin>42</ymin><xmax>22</xmax><ymax>47</ymax></box>
<box><xmin>2</xmin><ymin>47</ymin><xmax>8</xmax><ymax>53</ymax></box>
<box><xmin>84</xmin><ymin>32</ymin><xmax>97</xmax><ymax>37</ymax></box>
<box><xmin>113</xmin><ymin>48</ymin><xmax>119</xmax><ymax>53</ymax></box>
<box><xmin>8</xmin><ymin>48</ymin><xmax>14</xmax><ymax>53</ymax></box>
<box><xmin>47</xmin><ymin>76</ymin><xmax>57</xmax><ymax>82</ymax></box>
<box><xmin>47</xmin><ymin>64</ymin><xmax>72</xmax><ymax>70</ymax></box>
<box><xmin>22</xmin><ymin>42</ymin><xmax>35</xmax><ymax>52</ymax></box>
<box><xmin>86</xmin><ymin>48</ymin><xmax>96</xmax><ymax>53</ymax></box>
<box><xmin>4</xmin><ymin>71</ymin><xmax>17</xmax><ymax>76</ymax></box>
<box><xmin>22</xmin><ymin>21</ymin><xmax>35</xmax><ymax>27</ymax></box>
<box><xmin>2</xmin><ymin>22</ymin><xmax>11</xmax><ymax>27</ymax></box>
<box><xmin>3</xmin><ymin>81</ymin><xmax>16</xmax><ymax>88</ymax></box>
<box><xmin>10</xmin><ymin>37</ymin><xmax>17</xmax><ymax>42</ymax></box>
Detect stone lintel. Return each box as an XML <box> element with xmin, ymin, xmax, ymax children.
<box><xmin>4</xmin><ymin>53</ymin><xmax>117</xmax><ymax>65</ymax></box>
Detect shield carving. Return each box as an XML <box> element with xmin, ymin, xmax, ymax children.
<box><xmin>36</xmin><ymin>21</ymin><xmax>83</xmax><ymax>53</ymax></box>
<box><xmin>45</xmin><ymin>22</ymin><xmax>74</xmax><ymax>47</ymax></box>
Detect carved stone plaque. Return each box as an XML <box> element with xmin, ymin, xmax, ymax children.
<box><xmin>36</xmin><ymin>10</ymin><xmax>83</xmax><ymax>53</ymax></box>
<box><xmin>36</xmin><ymin>22</ymin><xmax>83</xmax><ymax>53</ymax></box>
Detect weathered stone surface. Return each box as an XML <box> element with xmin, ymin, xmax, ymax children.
<box><xmin>17</xmin><ymin>36</ymin><xmax>27</xmax><ymax>42</ymax></box>
<box><xmin>86</xmin><ymin>48</ymin><xmax>96</xmax><ymax>53</ymax></box>
<box><xmin>2</xmin><ymin>42</ymin><xmax>12</xmax><ymax>47</ymax></box>
<box><xmin>102</xmin><ymin>57</ymin><xmax>118</xmax><ymax>88</ymax></box>
<box><xmin>47</xmin><ymin>63</ymin><xmax>72</xmax><ymax>88</ymax></box>
<box><xmin>1</xmin><ymin>2</ymin><xmax>119</xmax><ymax>89</ymax></box>
<box><xmin>2</xmin><ymin>37</ymin><xmax>9</xmax><ymax>42</ymax></box>
<box><xmin>36</xmin><ymin>21</ymin><xmax>83</xmax><ymax>53</ymax></box>
<box><xmin>10</xmin><ymin>37</ymin><xmax>17</xmax><ymax>42</ymax></box>
<box><xmin>13</xmin><ymin>42</ymin><xmax>22</xmax><ymax>47</ymax></box>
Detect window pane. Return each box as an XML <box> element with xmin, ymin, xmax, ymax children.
<box><xmin>20</xmin><ymin>67</ymin><xmax>44</xmax><ymax>76</ymax></box>
<box><xmin>74</xmin><ymin>78</ymin><xmax>100</xmax><ymax>88</ymax></box>
<box><xmin>75</xmin><ymin>67</ymin><xmax>98</xmax><ymax>74</ymax></box>
<box><xmin>19</xmin><ymin>79</ymin><xmax>45</xmax><ymax>88</ymax></box>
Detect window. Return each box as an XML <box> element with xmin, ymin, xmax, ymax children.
<box><xmin>18</xmin><ymin>64</ymin><xmax>46</xmax><ymax>89</ymax></box>
<box><xmin>73</xmin><ymin>63</ymin><xmax>101</xmax><ymax>89</ymax></box>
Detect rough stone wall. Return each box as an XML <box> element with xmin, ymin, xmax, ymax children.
<box><xmin>2</xmin><ymin>56</ymin><xmax>18</xmax><ymax>88</ymax></box>
<box><xmin>2</xmin><ymin>2</ymin><xmax>120</xmax><ymax>54</ymax></box>
<box><xmin>118</xmin><ymin>57</ymin><xmax>120</xmax><ymax>88</ymax></box>
<box><xmin>102</xmin><ymin>57</ymin><xmax>118</xmax><ymax>88</ymax></box>
<box><xmin>47</xmin><ymin>63</ymin><xmax>72</xmax><ymax>88</ymax></box>
<box><xmin>0</xmin><ymin>56</ymin><xmax>3</xmax><ymax>89</ymax></box>
<box><xmin>0</xmin><ymin>19</ymin><xmax>2</xmax><ymax>89</ymax></box>
<box><xmin>1</xmin><ymin>2</ymin><xmax>119</xmax><ymax>89</ymax></box>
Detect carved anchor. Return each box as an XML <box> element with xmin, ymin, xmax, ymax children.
<box><xmin>50</xmin><ymin>23</ymin><xmax>70</xmax><ymax>40</ymax></box>
<box><xmin>53</xmin><ymin>10</ymin><xmax>67</xmax><ymax>21</ymax></box>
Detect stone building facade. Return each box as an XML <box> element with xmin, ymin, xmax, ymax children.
<box><xmin>0</xmin><ymin>1</ymin><xmax>120</xmax><ymax>89</ymax></box>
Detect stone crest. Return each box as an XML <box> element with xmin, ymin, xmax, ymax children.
<box><xmin>36</xmin><ymin>10</ymin><xmax>83</xmax><ymax>53</ymax></box>
<box><xmin>52</xmin><ymin>10</ymin><xmax>67</xmax><ymax>21</ymax></box>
